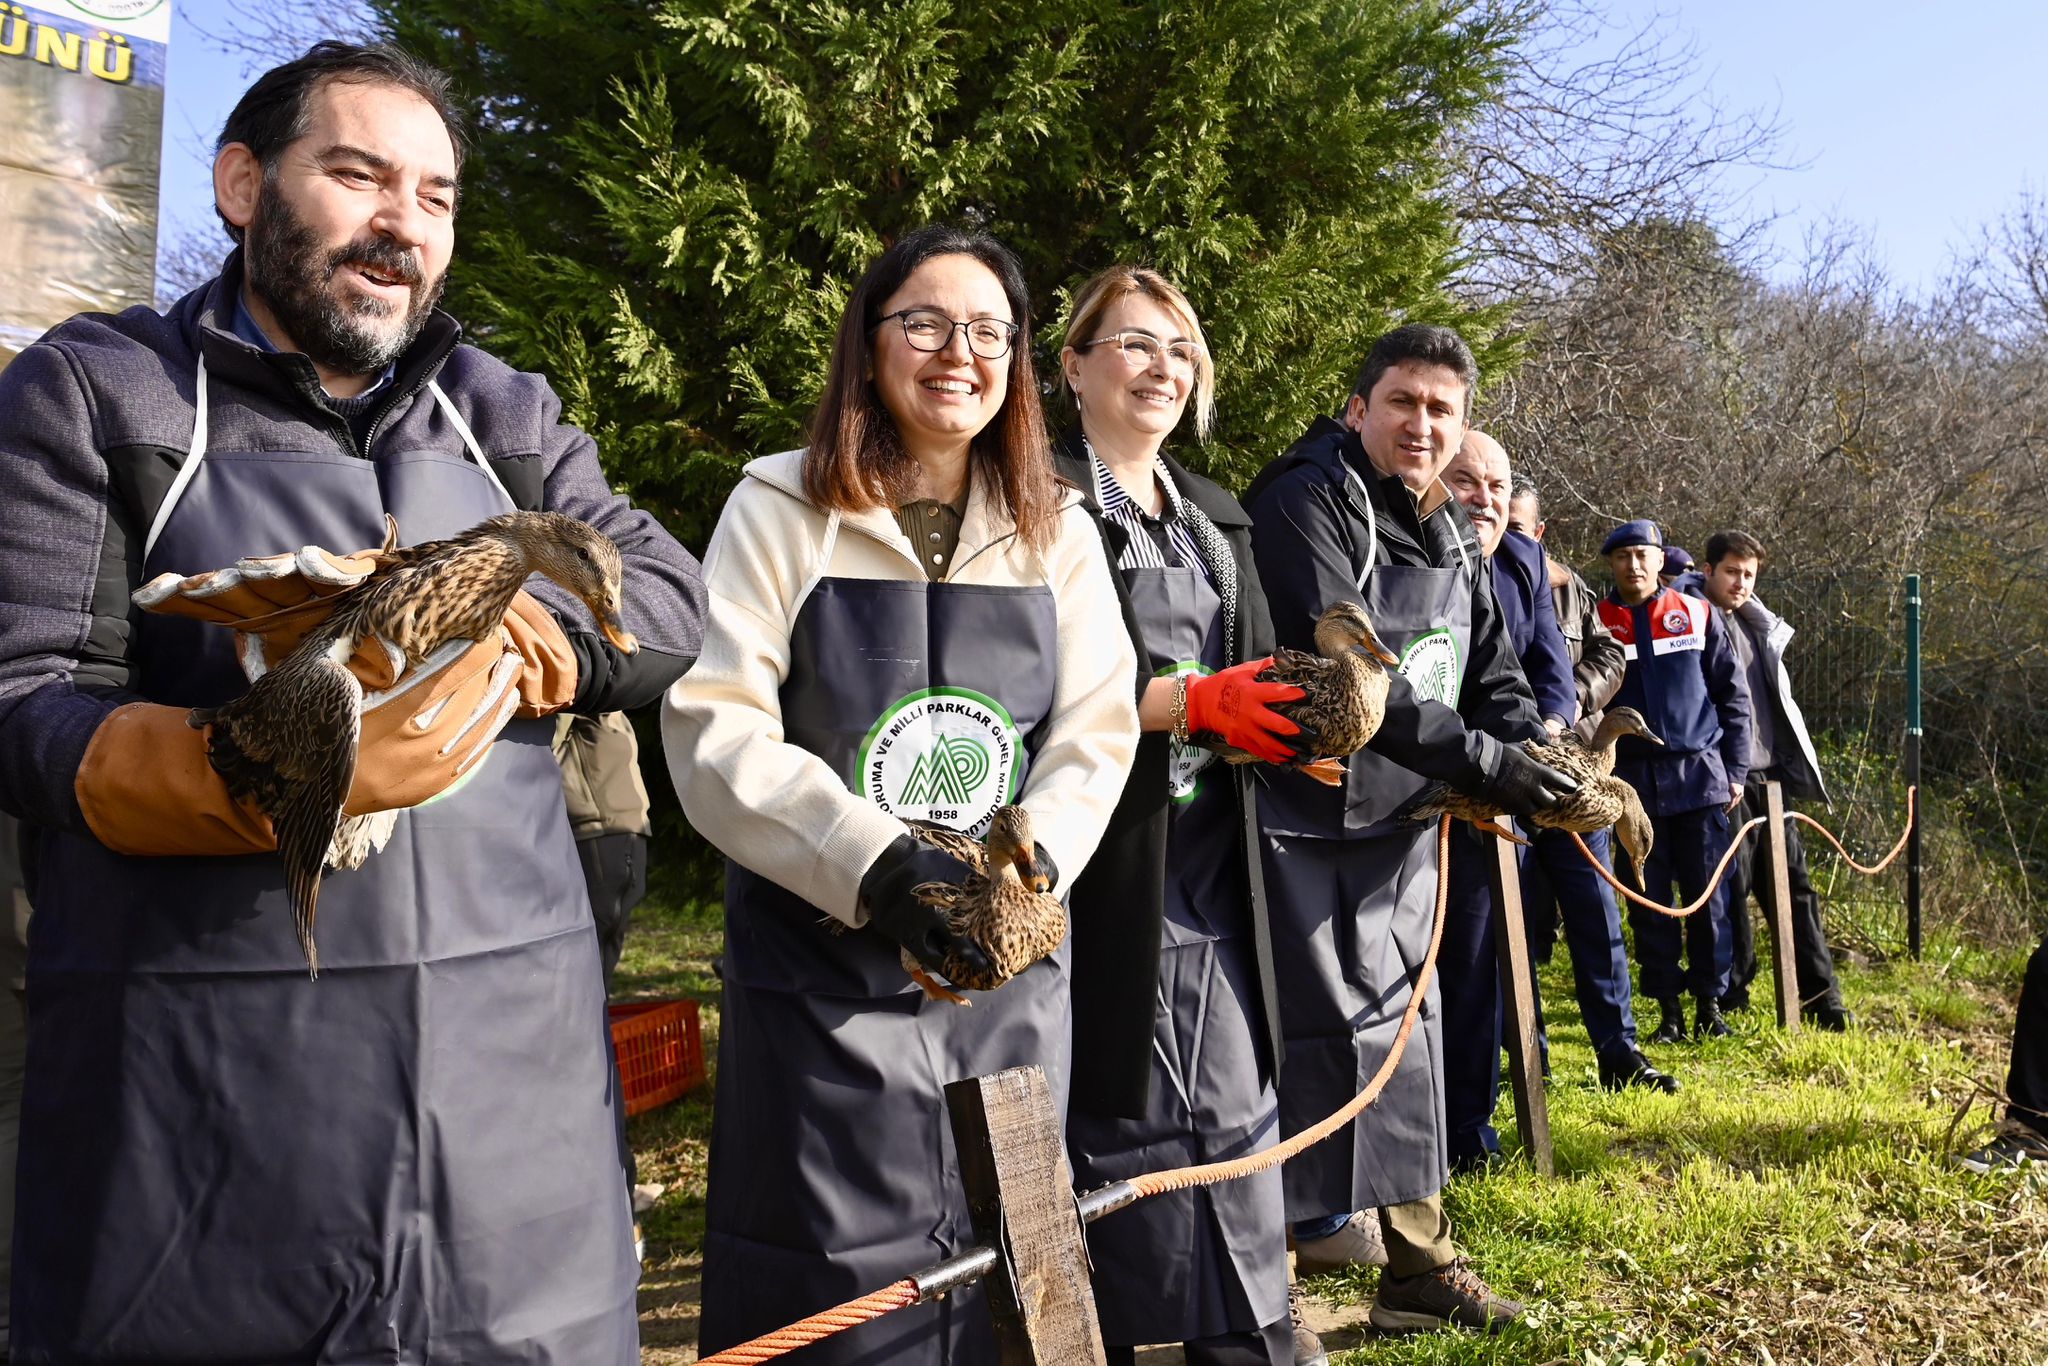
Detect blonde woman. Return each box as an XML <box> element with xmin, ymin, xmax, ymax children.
<box><xmin>1055</xmin><ymin>266</ymin><xmax>1312</xmax><ymax>1366</ymax></box>
<box><xmin>664</xmin><ymin>227</ymin><xmax>1138</xmax><ymax>1363</ymax></box>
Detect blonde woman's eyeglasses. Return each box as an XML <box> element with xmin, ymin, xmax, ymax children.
<box><xmin>1082</xmin><ymin>332</ymin><xmax>1205</xmax><ymax>371</ymax></box>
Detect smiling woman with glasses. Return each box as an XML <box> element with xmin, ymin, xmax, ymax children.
<box><xmin>664</xmin><ymin>226</ymin><xmax>1139</xmax><ymax>1364</ymax></box>
<box><xmin>1052</xmin><ymin>264</ymin><xmax>1307</xmax><ymax>1366</ymax></box>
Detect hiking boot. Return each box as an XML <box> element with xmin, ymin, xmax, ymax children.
<box><xmin>1598</xmin><ymin>1048</ymin><xmax>1681</xmax><ymax>1094</ymax></box>
<box><xmin>1293</xmin><ymin>1209</ymin><xmax>1387</xmax><ymax>1273</ymax></box>
<box><xmin>1369</xmin><ymin>1256</ymin><xmax>1523</xmax><ymax>1335</ymax></box>
<box><xmin>1288</xmin><ymin>1283</ymin><xmax>1330</xmax><ymax>1366</ymax></box>
<box><xmin>1804</xmin><ymin>1002</ymin><xmax>1853</xmax><ymax>1032</ymax></box>
<box><xmin>1693</xmin><ymin>998</ymin><xmax>1731</xmax><ymax>1039</ymax></box>
<box><xmin>1959</xmin><ymin>1124</ymin><xmax>2048</xmax><ymax>1174</ymax></box>
<box><xmin>1647</xmin><ymin>998</ymin><xmax>1687</xmax><ymax>1045</ymax></box>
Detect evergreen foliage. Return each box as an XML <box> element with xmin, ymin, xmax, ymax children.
<box><xmin>377</xmin><ymin>0</ymin><xmax>1524</xmax><ymax>546</ymax></box>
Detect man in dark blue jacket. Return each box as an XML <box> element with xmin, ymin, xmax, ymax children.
<box><xmin>1597</xmin><ymin>520</ymin><xmax>1752</xmax><ymax>1044</ymax></box>
<box><xmin>1434</xmin><ymin>432</ymin><xmax>1579</xmax><ymax>1169</ymax></box>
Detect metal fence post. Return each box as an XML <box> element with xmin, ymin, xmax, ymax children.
<box><xmin>1904</xmin><ymin>572</ymin><xmax>1923</xmax><ymax>960</ymax></box>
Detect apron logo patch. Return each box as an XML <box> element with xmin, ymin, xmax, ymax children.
<box><xmin>1158</xmin><ymin>661</ymin><xmax>1218</xmax><ymax>803</ymax></box>
<box><xmin>859</xmin><ymin>686</ymin><xmax>1019</xmax><ymax>834</ymax></box>
<box><xmin>1397</xmin><ymin>628</ymin><xmax>1462</xmax><ymax>710</ymax></box>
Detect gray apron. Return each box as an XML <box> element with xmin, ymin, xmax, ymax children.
<box><xmin>1261</xmin><ymin>468</ymin><xmax>1475</xmax><ymax>1219</ymax></box>
<box><xmin>1066</xmin><ymin>556</ymin><xmax>1288</xmax><ymax>1346</ymax></box>
<box><xmin>14</xmin><ymin>354</ymin><xmax>638</xmax><ymax>1364</ymax></box>
<box><xmin>700</xmin><ymin>571</ymin><xmax>1067</xmax><ymax>1364</ymax></box>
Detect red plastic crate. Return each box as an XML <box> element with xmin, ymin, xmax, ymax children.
<box><xmin>608</xmin><ymin>999</ymin><xmax>706</xmax><ymax>1117</ymax></box>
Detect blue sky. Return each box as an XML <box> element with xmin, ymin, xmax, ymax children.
<box><xmin>155</xmin><ymin>0</ymin><xmax>2048</xmax><ymax>295</ymax></box>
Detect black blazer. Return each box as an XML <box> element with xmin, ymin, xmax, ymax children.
<box><xmin>1054</xmin><ymin>440</ymin><xmax>1284</xmax><ymax>1120</ymax></box>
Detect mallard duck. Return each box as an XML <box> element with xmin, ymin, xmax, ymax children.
<box><xmin>899</xmin><ymin>805</ymin><xmax>1064</xmax><ymax>1006</ymax></box>
<box><xmin>1194</xmin><ymin>601</ymin><xmax>1399</xmax><ymax>786</ymax></box>
<box><xmin>140</xmin><ymin>511</ymin><xmax>637</xmax><ymax>976</ymax></box>
<box><xmin>1409</xmin><ymin>707</ymin><xmax>1664</xmax><ymax>863</ymax></box>
<box><xmin>1544</xmin><ymin>706</ymin><xmax>1661</xmax><ymax>784</ymax></box>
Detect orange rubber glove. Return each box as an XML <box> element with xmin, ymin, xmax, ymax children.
<box><xmin>1185</xmin><ymin>657</ymin><xmax>1309</xmax><ymax>765</ymax></box>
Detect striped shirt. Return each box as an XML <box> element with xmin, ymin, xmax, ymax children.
<box><xmin>1089</xmin><ymin>448</ymin><xmax>1211</xmax><ymax>583</ymax></box>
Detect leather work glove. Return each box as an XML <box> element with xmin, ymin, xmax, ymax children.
<box><xmin>1478</xmin><ymin>742</ymin><xmax>1580</xmax><ymax>819</ymax></box>
<box><xmin>858</xmin><ymin>834</ymin><xmax>995</xmax><ymax>977</ymax></box>
<box><xmin>1184</xmin><ymin>657</ymin><xmax>1310</xmax><ymax>766</ymax></box>
<box><xmin>78</xmin><ymin>546</ymin><xmax>579</xmax><ymax>858</ymax></box>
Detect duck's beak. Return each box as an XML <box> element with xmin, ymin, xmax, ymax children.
<box><xmin>1360</xmin><ymin>630</ymin><xmax>1400</xmax><ymax>667</ymax></box>
<box><xmin>598</xmin><ymin>606</ymin><xmax>639</xmax><ymax>655</ymax></box>
<box><xmin>1013</xmin><ymin>847</ymin><xmax>1051</xmax><ymax>894</ymax></box>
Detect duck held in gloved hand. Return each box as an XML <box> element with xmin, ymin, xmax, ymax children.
<box><xmin>1186</xmin><ymin>600</ymin><xmax>1399</xmax><ymax>786</ymax></box>
<box><xmin>136</xmin><ymin>511</ymin><xmax>637</xmax><ymax>977</ymax></box>
<box><xmin>1408</xmin><ymin>706</ymin><xmax>1660</xmax><ymax>884</ymax></box>
<box><xmin>864</xmin><ymin>805</ymin><xmax>1066</xmax><ymax>1006</ymax></box>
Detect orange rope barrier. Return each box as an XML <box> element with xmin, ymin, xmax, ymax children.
<box><xmin>695</xmin><ymin>1279</ymin><xmax>920</xmax><ymax>1365</ymax></box>
<box><xmin>687</xmin><ymin>791</ymin><xmax>1919</xmax><ymax>1361</ymax></box>
<box><xmin>1571</xmin><ymin>815</ymin><xmax>1766</xmax><ymax>919</ymax></box>
<box><xmin>1125</xmin><ymin>815</ymin><xmax>1454</xmax><ymax>1200</ymax></box>
<box><xmin>1570</xmin><ymin>786</ymin><xmax>1918</xmax><ymax>919</ymax></box>
<box><xmin>1791</xmin><ymin>786</ymin><xmax>1916</xmax><ymax>875</ymax></box>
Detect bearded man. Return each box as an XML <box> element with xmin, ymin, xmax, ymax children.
<box><xmin>0</xmin><ymin>43</ymin><xmax>704</xmax><ymax>1362</ymax></box>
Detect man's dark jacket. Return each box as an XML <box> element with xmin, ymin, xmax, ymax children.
<box><xmin>1053</xmin><ymin>442</ymin><xmax>1281</xmax><ymax>1119</ymax></box>
<box><xmin>0</xmin><ymin>253</ymin><xmax>706</xmax><ymax>838</ymax></box>
<box><xmin>1492</xmin><ymin>528</ymin><xmax>1577</xmax><ymax>728</ymax></box>
<box><xmin>1241</xmin><ymin>417</ymin><xmax>1543</xmax><ymax>837</ymax></box>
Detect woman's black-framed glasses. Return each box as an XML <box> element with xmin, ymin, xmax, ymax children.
<box><xmin>873</xmin><ymin>309</ymin><xmax>1020</xmax><ymax>360</ymax></box>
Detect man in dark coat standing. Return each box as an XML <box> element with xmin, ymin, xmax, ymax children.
<box><xmin>1677</xmin><ymin>530</ymin><xmax>1849</xmax><ymax>1028</ymax></box>
<box><xmin>1245</xmin><ymin>326</ymin><xmax>1579</xmax><ymax>1335</ymax></box>
<box><xmin>1434</xmin><ymin>431</ymin><xmax>1581</xmax><ymax>1170</ymax></box>
<box><xmin>1506</xmin><ymin>483</ymin><xmax>1678</xmax><ymax>1093</ymax></box>
<box><xmin>0</xmin><ymin>43</ymin><xmax>704</xmax><ymax>1362</ymax></box>
<box><xmin>1598</xmin><ymin>520</ymin><xmax>1751</xmax><ymax>1046</ymax></box>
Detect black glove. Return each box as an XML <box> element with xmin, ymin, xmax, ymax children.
<box><xmin>859</xmin><ymin>834</ymin><xmax>993</xmax><ymax>976</ymax></box>
<box><xmin>1480</xmin><ymin>742</ymin><xmax>1580</xmax><ymax>818</ymax></box>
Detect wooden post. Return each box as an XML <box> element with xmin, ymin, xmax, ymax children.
<box><xmin>945</xmin><ymin>1066</ymin><xmax>1105</xmax><ymax>1364</ymax></box>
<box><xmin>1489</xmin><ymin>824</ymin><xmax>1555</xmax><ymax>1177</ymax></box>
<box><xmin>1764</xmin><ymin>781</ymin><xmax>1802</xmax><ymax>1032</ymax></box>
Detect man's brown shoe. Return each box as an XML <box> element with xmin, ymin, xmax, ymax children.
<box><xmin>1368</xmin><ymin>1257</ymin><xmax>1523</xmax><ymax>1335</ymax></box>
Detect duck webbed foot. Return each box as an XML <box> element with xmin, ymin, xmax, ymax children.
<box><xmin>906</xmin><ymin>960</ymin><xmax>973</xmax><ymax>1006</ymax></box>
<box><xmin>1295</xmin><ymin>757</ymin><xmax>1348</xmax><ymax>786</ymax></box>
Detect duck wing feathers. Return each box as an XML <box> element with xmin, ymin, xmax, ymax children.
<box><xmin>195</xmin><ymin>650</ymin><xmax>365</xmax><ymax>976</ymax></box>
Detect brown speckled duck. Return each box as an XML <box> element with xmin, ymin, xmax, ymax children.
<box><xmin>1409</xmin><ymin>707</ymin><xmax>1662</xmax><ymax>884</ymax></box>
<box><xmin>1195</xmin><ymin>601</ymin><xmax>1399</xmax><ymax>786</ymax></box>
<box><xmin>898</xmin><ymin>805</ymin><xmax>1064</xmax><ymax>1006</ymax></box>
<box><xmin>154</xmin><ymin>512</ymin><xmax>636</xmax><ymax>977</ymax></box>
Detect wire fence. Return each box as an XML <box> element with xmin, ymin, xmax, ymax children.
<box><xmin>1763</xmin><ymin>571</ymin><xmax>2045</xmax><ymax>955</ymax></box>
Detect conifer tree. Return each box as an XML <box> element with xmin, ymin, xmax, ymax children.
<box><xmin>380</xmin><ymin>0</ymin><xmax>1523</xmax><ymax>545</ymax></box>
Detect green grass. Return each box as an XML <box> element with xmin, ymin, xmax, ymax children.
<box><xmin>618</xmin><ymin>893</ymin><xmax>2047</xmax><ymax>1366</ymax></box>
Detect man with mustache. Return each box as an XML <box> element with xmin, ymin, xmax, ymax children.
<box><xmin>1434</xmin><ymin>434</ymin><xmax>1678</xmax><ymax>1174</ymax></box>
<box><xmin>0</xmin><ymin>43</ymin><xmax>703</xmax><ymax>1363</ymax></box>
<box><xmin>1504</xmin><ymin>481</ymin><xmax>1679</xmax><ymax>1095</ymax></box>
<box><xmin>1600</xmin><ymin>519</ymin><xmax>1751</xmax><ymax>1047</ymax></box>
